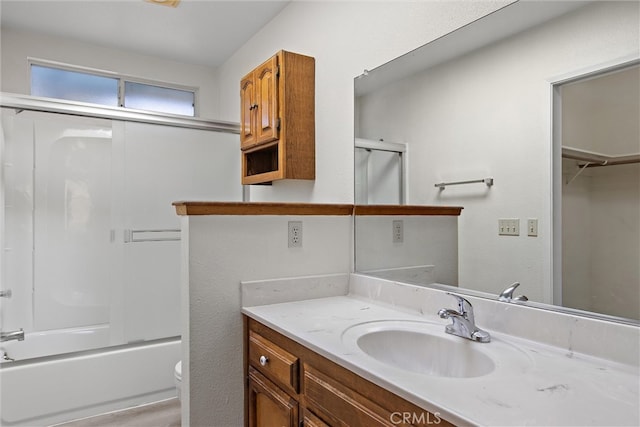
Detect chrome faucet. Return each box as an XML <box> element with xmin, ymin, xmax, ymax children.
<box><xmin>1</xmin><ymin>329</ymin><xmax>25</xmax><ymax>342</ymax></box>
<box><xmin>438</xmin><ymin>293</ymin><xmax>490</xmax><ymax>343</ymax></box>
<box><xmin>498</xmin><ymin>282</ymin><xmax>528</xmax><ymax>303</ymax></box>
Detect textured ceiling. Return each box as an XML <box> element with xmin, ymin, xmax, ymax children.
<box><xmin>0</xmin><ymin>0</ymin><xmax>290</xmax><ymax>67</ymax></box>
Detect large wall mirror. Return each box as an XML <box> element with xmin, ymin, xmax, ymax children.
<box><xmin>354</xmin><ymin>1</ymin><xmax>639</xmax><ymax>324</ymax></box>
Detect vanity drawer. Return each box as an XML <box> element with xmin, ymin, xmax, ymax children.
<box><xmin>249</xmin><ymin>330</ymin><xmax>299</xmax><ymax>394</ymax></box>
<box><xmin>303</xmin><ymin>364</ymin><xmax>394</xmax><ymax>427</ymax></box>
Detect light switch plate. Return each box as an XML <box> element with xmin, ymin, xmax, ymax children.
<box><xmin>498</xmin><ymin>219</ymin><xmax>520</xmax><ymax>236</ymax></box>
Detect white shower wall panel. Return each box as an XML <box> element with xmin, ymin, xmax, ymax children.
<box><xmin>33</xmin><ymin>116</ymin><xmax>114</xmax><ymax>331</ymax></box>
<box><xmin>1</xmin><ymin>110</ymin><xmax>35</xmax><ymax>332</ymax></box>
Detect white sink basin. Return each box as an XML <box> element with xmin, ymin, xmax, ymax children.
<box><xmin>341</xmin><ymin>320</ymin><xmax>532</xmax><ymax>379</ymax></box>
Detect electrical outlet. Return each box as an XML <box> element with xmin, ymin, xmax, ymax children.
<box><xmin>288</xmin><ymin>221</ymin><xmax>302</xmax><ymax>248</ymax></box>
<box><xmin>498</xmin><ymin>219</ymin><xmax>520</xmax><ymax>236</ymax></box>
<box><xmin>392</xmin><ymin>220</ymin><xmax>403</xmax><ymax>243</ymax></box>
<box><xmin>527</xmin><ymin>218</ymin><xmax>538</xmax><ymax>237</ymax></box>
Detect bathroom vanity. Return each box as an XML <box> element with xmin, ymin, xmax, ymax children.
<box><xmin>242</xmin><ymin>274</ymin><xmax>639</xmax><ymax>427</ymax></box>
<box><xmin>245</xmin><ymin>317</ymin><xmax>449</xmax><ymax>427</ymax></box>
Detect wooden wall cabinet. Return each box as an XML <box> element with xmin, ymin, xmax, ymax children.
<box><xmin>240</xmin><ymin>50</ymin><xmax>315</xmax><ymax>185</ymax></box>
<box><xmin>244</xmin><ymin>317</ymin><xmax>453</xmax><ymax>427</ymax></box>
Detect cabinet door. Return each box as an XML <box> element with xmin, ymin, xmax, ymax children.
<box><xmin>248</xmin><ymin>368</ymin><xmax>298</xmax><ymax>427</ymax></box>
<box><xmin>255</xmin><ymin>55</ymin><xmax>279</xmax><ymax>145</ymax></box>
<box><xmin>240</xmin><ymin>75</ymin><xmax>257</xmax><ymax>149</ymax></box>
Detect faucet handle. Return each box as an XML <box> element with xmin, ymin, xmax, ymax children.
<box><xmin>445</xmin><ymin>292</ymin><xmax>473</xmax><ymax>315</ymax></box>
<box><xmin>498</xmin><ymin>282</ymin><xmax>528</xmax><ymax>303</ymax></box>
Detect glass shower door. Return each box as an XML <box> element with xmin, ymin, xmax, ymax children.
<box><xmin>33</xmin><ymin>115</ymin><xmax>115</xmax><ymax>331</ymax></box>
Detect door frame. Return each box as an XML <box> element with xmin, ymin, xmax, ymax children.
<box><xmin>550</xmin><ymin>55</ymin><xmax>639</xmax><ymax>306</ymax></box>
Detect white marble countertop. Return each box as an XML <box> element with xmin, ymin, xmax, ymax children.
<box><xmin>241</xmin><ymin>277</ymin><xmax>639</xmax><ymax>427</ymax></box>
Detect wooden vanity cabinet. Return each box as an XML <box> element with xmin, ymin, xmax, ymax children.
<box><xmin>244</xmin><ymin>316</ymin><xmax>453</xmax><ymax>427</ymax></box>
<box><xmin>240</xmin><ymin>50</ymin><xmax>315</xmax><ymax>185</ymax></box>
<box><xmin>248</xmin><ymin>367</ymin><xmax>299</xmax><ymax>427</ymax></box>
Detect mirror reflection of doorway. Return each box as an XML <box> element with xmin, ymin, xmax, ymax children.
<box><xmin>555</xmin><ymin>62</ymin><xmax>640</xmax><ymax>321</ymax></box>
<box><xmin>354</xmin><ymin>138</ymin><xmax>406</xmax><ymax>205</ymax></box>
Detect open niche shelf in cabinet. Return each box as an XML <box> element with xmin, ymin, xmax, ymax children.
<box><xmin>240</xmin><ymin>50</ymin><xmax>315</xmax><ymax>185</ymax></box>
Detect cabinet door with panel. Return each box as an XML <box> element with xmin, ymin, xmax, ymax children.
<box><xmin>248</xmin><ymin>367</ymin><xmax>299</xmax><ymax>427</ymax></box>
<box><xmin>254</xmin><ymin>55</ymin><xmax>279</xmax><ymax>145</ymax></box>
<box><xmin>240</xmin><ymin>75</ymin><xmax>257</xmax><ymax>149</ymax></box>
<box><xmin>241</xmin><ymin>55</ymin><xmax>279</xmax><ymax>150</ymax></box>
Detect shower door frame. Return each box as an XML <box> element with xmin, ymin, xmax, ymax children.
<box><xmin>0</xmin><ymin>92</ymin><xmax>242</xmax><ymax>353</ymax></box>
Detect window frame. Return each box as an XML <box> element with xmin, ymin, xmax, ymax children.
<box><xmin>28</xmin><ymin>58</ymin><xmax>199</xmax><ymax>117</ymax></box>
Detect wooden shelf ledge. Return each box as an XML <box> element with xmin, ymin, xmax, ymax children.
<box><xmin>174</xmin><ymin>202</ymin><xmax>463</xmax><ymax>217</ymax></box>
<box><xmin>173</xmin><ymin>202</ymin><xmax>353</xmax><ymax>216</ymax></box>
<box><xmin>353</xmin><ymin>205</ymin><xmax>463</xmax><ymax>216</ymax></box>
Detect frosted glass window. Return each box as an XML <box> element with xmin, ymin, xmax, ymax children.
<box><xmin>124</xmin><ymin>82</ymin><xmax>195</xmax><ymax>116</ymax></box>
<box><xmin>31</xmin><ymin>65</ymin><xmax>119</xmax><ymax>106</ymax></box>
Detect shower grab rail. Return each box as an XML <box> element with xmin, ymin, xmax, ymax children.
<box><xmin>124</xmin><ymin>229</ymin><xmax>181</xmax><ymax>243</ymax></box>
<box><xmin>435</xmin><ymin>177</ymin><xmax>493</xmax><ymax>190</ymax></box>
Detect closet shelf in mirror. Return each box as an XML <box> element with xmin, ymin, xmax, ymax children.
<box><xmin>354</xmin><ymin>205</ymin><xmax>462</xmax><ymax>216</ymax></box>
<box><xmin>562</xmin><ymin>146</ymin><xmax>640</xmax><ymax>167</ymax></box>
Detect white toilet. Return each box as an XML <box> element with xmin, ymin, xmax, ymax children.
<box><xmin>174</xmin><ymin>361</ymin><xmax>182</xmax><ymax>401</ymax></box>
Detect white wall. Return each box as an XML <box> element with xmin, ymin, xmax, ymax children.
<box><xmin>218</xmin><ymin>1</ymin><xmax>512</xmax><ymax>203</ymax></box>
<box><xmin>183</xmin><ymin>215</ymin><xmax>352</xmax><ymax>426</ymax></box>
<box><xmin>355</xmin><ymin>216</ymin><xmax>458</xmax><ymax>285</ymax></box>
<box><xmin>0</xmin><ymin>28</ymin><xmax>221</xmax><ymax>119</ymax></box>
<box><xmin>355</xmin><ymin>2</ymin><xmax>640</xmax><ymax>303</ymax></box>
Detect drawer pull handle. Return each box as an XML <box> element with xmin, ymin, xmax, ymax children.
<box><xmin>259</xmin><ymin>355</ymin><xmax>269</xmax><ymax>366</ymax></box>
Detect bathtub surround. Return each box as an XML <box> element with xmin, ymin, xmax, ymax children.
<box><xmin>242</xmin><ymin>273</ymin><xmax>639</xmax><ymax>426</ymax></box>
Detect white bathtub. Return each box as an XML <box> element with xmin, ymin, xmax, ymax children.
<box><xmin>0</xmin><ymin>325</ymin><xmax>112</xmax><ymax>363</ymax></box>
<box><xmin>0</xmin><ymin>327</ymin><xmax>180</xmax><ymax>427</ymax></box>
